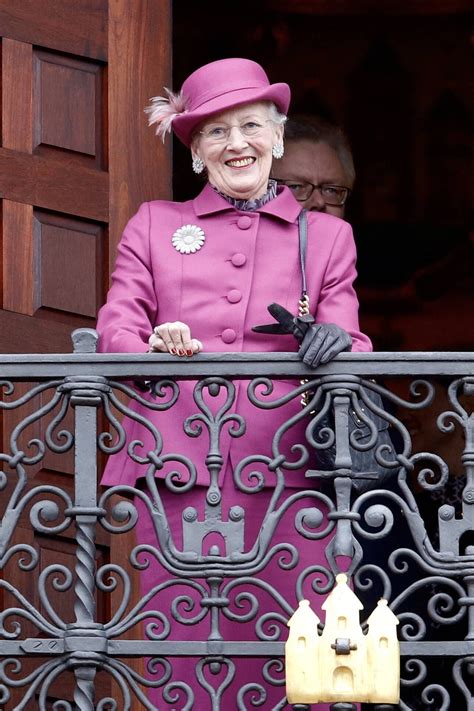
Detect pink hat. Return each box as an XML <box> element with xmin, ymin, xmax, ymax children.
<box><xmin>146</xmin><ymin>58</ymin><xmax>291</xmax><ymax>147</ymax></box>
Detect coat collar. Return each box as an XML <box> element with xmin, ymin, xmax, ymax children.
<box><xmin>193</xmin><ymin>183</ymin><xmax>301</xmax><ymax>224</ymax></box>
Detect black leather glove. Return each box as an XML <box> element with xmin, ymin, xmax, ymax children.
<box><xmin>252</xmin><ymin>303</ymin><xmax>352</xmax><ymax>368</ymax></box>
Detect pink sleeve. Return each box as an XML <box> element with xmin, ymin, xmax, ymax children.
<box><xmin>314</xmin><ymin>220</ymin><xmax>372</xmax><ymax>353</ymax></box>
<box><xmin>96</xmin><ymin>203</ymin><xmax>157</xmax><ymax>353</ymax></box>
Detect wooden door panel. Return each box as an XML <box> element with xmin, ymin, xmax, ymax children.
<box><xmin>0</xmin><ymin>148</ymin><xmax>109</xmax><ymax>219</ymax></box>
<box><xmin>36</xmin><ymin>210</ymin><xmax>105</xmax><ymax>319</ymax></box>
<box><xmin>3</xmin><ymin>200</ymin><xmax>36</xmax><ymax>315</ymax></box>
<box><xmin>1</xmin><ymin>2</ymin><xmax>172</xmax><ymax>707</ymax></box>
<box><xmin>108</xmin><ymin>0</ymin><xmax>172</xmax><ymax>256</ymax></box>
<box><xmin>0</xmin><ymin>310</ymin><xmax>79</xmax><ymax>354</ymax></box>
<box><xmin>0</xmin><ymin>0</ymin><xmax>108</xmax><ymax>61</ymax></box>
<box><xmin>2</xmin><ymin>38</ymin><xmax>33</xmax><ymax>152</ymax></box>
<box><xmin>33</xmin><ymin>48</ymin><xmax>106</xmax><ymax>167</ymax></box>
<box><xmin>3</xmin><ymin>202</ymin><xmax>105</xmax><ymax>323</ymax></box>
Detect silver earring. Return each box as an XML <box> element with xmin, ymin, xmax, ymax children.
<box><xmin>272</xmin><ymin>143</ymin><xmax>284</xmax><ymax>159</ymax></box>
<box><xmin>192</xmin><ymin>156</ymin><xmax>204</xmax><ymax>174</ymax></box>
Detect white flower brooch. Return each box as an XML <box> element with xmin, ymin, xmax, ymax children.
<box><xmin>172</xmin><ymin>224</ymin><xmax>206</xmax><ymax>254</ymax></box>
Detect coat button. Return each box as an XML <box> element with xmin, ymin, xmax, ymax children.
<box><xmin>227</xmin><ymin>289</ymin><xmax>242</xmax><ymax>303</ymax></box>
<box><xmin>221</xmin><ymin>328</ymin><xmax>236</xmax><ymax>343</ymax></box>
<box><xmin>231</xmin><ymin>253</ymin><xmax>247</xmax><ymax>267</ymax></box>
<box><xmin>237</xmin><ymin>216</ymin><xmax>252</xmax><ymax>230</ymax></box>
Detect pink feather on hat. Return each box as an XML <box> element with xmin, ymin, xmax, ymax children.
<box><xmin>145</xmin><ymin>88</ymin><xmax>188</xmax><ymax>143</ymax></box>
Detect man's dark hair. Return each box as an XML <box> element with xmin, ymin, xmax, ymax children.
<box><xmin>284</xmin><ymin>114</ymin><xmax>356</xmax><ymax>187</ymax></box>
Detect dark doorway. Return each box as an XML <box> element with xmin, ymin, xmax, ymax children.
<box><xmin>172</xmin><ymin>0</ymin><xmax>473</xmax><ymax>352</ymax></box>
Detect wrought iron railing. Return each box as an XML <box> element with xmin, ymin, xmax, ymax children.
<box><xmin>0</xmin><ymin>329</ymin><xmax>473</xmax><ymax>710</ymax></box>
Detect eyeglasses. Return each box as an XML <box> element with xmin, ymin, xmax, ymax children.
<box><xmin>199</xmin><ymin>120</ymin><xmax>272</xmax><ymax>143</ymax></box>
<box><xmin>275</xmin><ymin>179</ymin><xmax>351</xmax><ymax>206</ymax></box>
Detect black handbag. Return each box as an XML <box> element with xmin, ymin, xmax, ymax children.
<box><xmin>296</xmin><ymin>209</ymin><xmax>395</xmax><ymax>492</ymax></box>
<box><xmin>253</xmin><ymin>210</ymin><xmax>396</xmax><ymax>492</ymax></box>
<box><xmin>311</xmin><ymin>383</ymin><xmax>396</xmax><ymax>492</ymax></box>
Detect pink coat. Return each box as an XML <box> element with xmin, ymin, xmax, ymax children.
<box><xmin>97</xmin><ymin>184</ymin><xmax>372</xmax><ymax>488</ymax></box>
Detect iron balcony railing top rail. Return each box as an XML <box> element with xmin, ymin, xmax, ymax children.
<box><xmin>0</xmin><ymin>329</ymin><xmax>473</xmax><ymax>710</ymax></box>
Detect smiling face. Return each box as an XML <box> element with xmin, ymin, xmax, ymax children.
<box><xmin>192</xmin><ymin>102</ymin><xmax>283</xmax><ymax>200</ymax></box>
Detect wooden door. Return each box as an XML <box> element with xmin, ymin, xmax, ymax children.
<box><xmin>0</xmin><ymin>1</ymin><xmax>172</xmax><ymax>706</ymax></box>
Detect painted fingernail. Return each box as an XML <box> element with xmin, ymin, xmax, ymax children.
<box><xmin>186</xmin><ymin>349</ymin><xmax>193</xmax><ymax>357</ymax></box>
<box><xmin>170</xmin><ymin>348</ymin><xmax>177</xmax><ymax>355</ymax></box>
<box><xmin>178</xmin><ymin>349</ymin><xmax>186</xmax><ymax>356</ymax></box>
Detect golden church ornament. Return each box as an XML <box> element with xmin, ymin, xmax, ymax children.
<box><xmin>172</xmin><ymin>224</ymin><xmax>205</xmax><ymax>254</ymax></box>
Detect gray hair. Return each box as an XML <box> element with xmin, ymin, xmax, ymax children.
<box><xmin>284</xmin><ymin>115</ymin><xmax>355</xmax><ymax>187</ymax></box>
<box><xmin>267</xmin><ymin>102</ymin><xmax>288</xmax><ymax>127</ymax></box>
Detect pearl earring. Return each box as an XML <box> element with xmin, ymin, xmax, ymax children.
<box><xmin>272</xmin><ymin>143</ymin><xmax>284</xmax><ymax>159</ymax></box>
<box><xmin>192</xmin><ymin>156</ymin><xmax>204</xmax><ymax>174</ymax></box>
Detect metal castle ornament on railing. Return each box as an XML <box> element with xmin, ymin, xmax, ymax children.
<box><xmin>0</xmin><ymin>330</ymin><xmax>472</xmax><ymax>709</ymax></box>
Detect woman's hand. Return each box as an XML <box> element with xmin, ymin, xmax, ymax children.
<box><xmin>298</xmin><ymin>322</ymin><xmax>352</xmax><ymax>367</ymax></box>
<box><xmin>252</xmin><ymin>302</ymin><xmax>351</xmax><ymax>367</ymax></box>
<box><xmin>148</xmin><ymin>321</ymin><xmax>203</xmax><ymax>356</ymax></box>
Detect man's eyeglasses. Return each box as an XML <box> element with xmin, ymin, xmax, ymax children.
<box><xmin>275</xmin><ymin>179</ymin><xmax>351</xmax><ymax>206</ymax></box>
<box><xmin>199</xmin><ymin>120</ymin><xmax>271</xmax><ymax>143</ymax></box>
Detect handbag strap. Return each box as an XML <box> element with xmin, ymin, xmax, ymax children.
<box><xmin>298</xmin><ymin>209</ymin><xmax>310</xmax><ymax>316</ymax></box>
<box><xmin>297</xmin><ymin>209</ymin><xmax>311</xmax><ymax>407</ymax></box>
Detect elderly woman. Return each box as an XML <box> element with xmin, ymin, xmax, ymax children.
<box><xmin>97</xmin><ymin>58</ymin><xmax>370</xmax><ymax>710</ymax></box>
